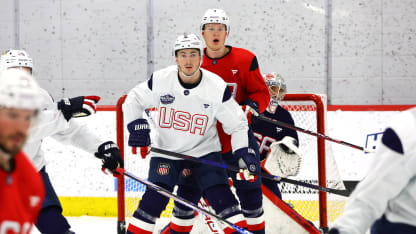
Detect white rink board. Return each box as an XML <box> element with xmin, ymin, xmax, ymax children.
<box><xmin>38</xmin><ymin>110</ymin><xmax>402</xmax><ymax>197</ymax></box>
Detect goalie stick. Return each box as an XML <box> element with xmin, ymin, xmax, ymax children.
<box><xmin>255</xmin><ymin>114</ymin><xmax>375</xmax><ymax>153</ymax></box>
<box><xmin>150</xmin><ymin>147</ymin><xmax>351</xmax><ymax>197</ymax></box>
<box><xmin>114</xmin><ymin>168</ymin><xmax>252</xmax><ymax>234</ymax></box>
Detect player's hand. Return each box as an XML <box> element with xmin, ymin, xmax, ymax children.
<box><xmin>240</xmin><ymin>99</ymin><xmax>259</xmax><ymax>124</ymax></box>
<box><xmin>234</xmin><ymin>147</ymin><xmax>259</xmax><ymax>182</ymax></box>
<box><xmin>127</xmin><ymin>118</ymin><xmax>151</xmax><ymax>158</ymax></box>
<box><xmin>57</xmin><ymin>95</ymin><xmax>100</xmax><ymax>121</ymax></box>
<box><xmin>95</xmin><ymin>141</ymin><xmax>123</xmax><ymax>171</ymax></box>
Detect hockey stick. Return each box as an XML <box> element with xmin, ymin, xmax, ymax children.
<box><xmin>114</xmin><ymin>168</ymin><xmax>252</xmax><ymax>234</ymax></box>
<box><xmin>150</xmin><ymin>147</ymin><xmax>351</xmax><ymax>197</ymax></box>
<box><xmin>255</xmin><ymin>114</ymin><xmax>374</xmax><ymax>153</ymax></box>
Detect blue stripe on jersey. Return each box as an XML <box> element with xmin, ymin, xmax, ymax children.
<box><xmin>147</xmin><ymin>74</ymin><xmax>153</xmax><ymax>90</ymax></box>
<box><xmin>382</xmin><ymin>128</ymin><xmax>404</xmax><ymax>154</ymax></box>
<box><xmin>222</xmin><ymin>86</ymin><xmax>232</xmax><ymax>102</ymax></box>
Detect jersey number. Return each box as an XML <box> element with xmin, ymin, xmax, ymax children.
<box><xmin>159</xmin><ymin>107</ymin><xmax>208</xmax><ymax>135</ymax></box>
<box><xmin>253</xmin><ymin>132</ymin><xmax>277</xmax><ymax>155</ymax></box>
<box><xmin>0</xmin><ymin>221</ymin><xmax>31</xmax><ymax>234</ymax></box>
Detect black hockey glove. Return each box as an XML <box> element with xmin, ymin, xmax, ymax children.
<box><xmin>328</xmin><ymin>228</ymin><xmax>340</xmax><ymax>234</ymax></box>
<box><xmin>234</xmin><ymin>147</ymin><xmax>259</xmax><ymax>182</ymax></box>
<box><xmin>57</xmin><ymin>95</ymin><xmax>100</xmax><ymax>121</ymax></box>
<box><xmin>95</xmin><ymin>141</ymin><xmax>123</xmax><ymax>171</ymax></box>
<box><xmin>127</xmin><ymin>118</ymin><xmax>151</xmax><ymax>158</ymax></box>
<box><xmin>241</xmin><ymin>99</ymin><xmax>259</xmax><ymax>124</ymax></box>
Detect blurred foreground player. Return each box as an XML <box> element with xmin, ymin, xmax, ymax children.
<box><xmin>0</xmin><ymin>49</ymin><xmax>123</xmax><ymax>234</ymax></box>
<box><xmin>0</xmin><ymin>68</ymin><xmax>45</xmax><ymax>233</ymax></box>
<box><xmin>330</xmin><ymin>107</ymin><xmax>416</xmax><ymax>234</ymax></box>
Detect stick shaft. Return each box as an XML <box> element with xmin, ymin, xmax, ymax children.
<box><xmin>256</xmin><ymin>114</ymin><xmax>372</xmax><ymax>153</ymax></box>
<box><xmin>150</xmin><ymin>147</ymin><xmax>350</xmax><ymax>197</ymax></box>
<box><xmin>120</xmin><ymin>169</ymin><xmax>252</xmax><ymax>234</ymax></box>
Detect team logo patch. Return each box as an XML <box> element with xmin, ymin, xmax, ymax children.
<box><xmin>181</xmin><ymin>168</ymin><xmax>192</xmax><ymax>177</ymax></box>
<box><xmin>232</xmin><ymin>69</ymin><xmax>238</xmax><ymax>75</ymax></box>
<box><xmin>276</xmin><ymin>127</ymin><xmax>283</xmax><ymax>133</ymax></box>
<box><xmin>157</xmin><ymin>163</ymin><xmax>170</xmax><ymax>176</ymax></box>
<box><xmin>160</xmin><ymin>94</ymin><xmax>175</xmax><ymax>104</ymax></box>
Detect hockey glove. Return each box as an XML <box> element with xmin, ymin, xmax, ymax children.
<box><xmin>261</xmin><ymin>136</ymin><xmax>303</xmax><ymax>178</ymax></box>
<box><xmin>57</xmin><ymin>95</ymin><xmax>101</xmax><ymax>121</ymax></box>
<box><xmin>234</xmin><ymin>147</ymin><xmax>259</xmax><ymax>182</ymax></box>
<box><xmin>127</xmin><ymin>118</ymin><xmax>151</xmax><ymax>159</ymax></box>
<box><xmin>241</xmin><ymin>99</ymin><xmax>259</xmax><ymax>124</ymax></box>
<box><xmin>95</xmin><ymin>141</ymin><xmax>123</xmax><ymax>171</ymax></box>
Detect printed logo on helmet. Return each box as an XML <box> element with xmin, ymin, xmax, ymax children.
<box><xmin>160</xmin><ymin>94</ymin><xmax>175</xmax><ymax>104</ymax></box>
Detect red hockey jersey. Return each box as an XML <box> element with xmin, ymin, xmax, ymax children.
<box><xmin>0</xmin><ymin>152</ymin><xmax>45</xmax><ymax>234</ymax></box>
<box><xmin>202</xmin><ymin>46</ymin><xmax>270</xmax><ymax>153</ymax></box>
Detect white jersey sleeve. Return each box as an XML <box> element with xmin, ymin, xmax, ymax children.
<box><xmin>215</xmin><ymin>88</ymin><xmax>249</xmax><ymax>152</ymax></box>
<box><xmin>332</xmin><ymin>107</ymin><xmax>416</xmax><ymax>234</ymax></box>
<box><xmin>51</xmin><ymin>118</ymin><xmax>103</xmax><ymax>155</ymax></box>
<box><xmin>123</xmin><ymin>79</ymin><xmax>154</xmax><ymax>125</ymax></box>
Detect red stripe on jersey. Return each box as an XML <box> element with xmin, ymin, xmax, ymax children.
<box><xmin>127</xmin><ymin>224</ymin><xmax>152</xmax><ymax>234</ymax></box>
<box><xmin>223</xmin><ymin>220</ymin><xmax>247</xmax><ymax>234</ymax></box>
<box><xmin>170</xmin><ymin>222</ymin><xmax>194</xmax><ymax>233</ymax></box>
<box><xmin>248</xmin><ymin>221</ymin><xmax>265</xmax><ymax>231</ymax></box>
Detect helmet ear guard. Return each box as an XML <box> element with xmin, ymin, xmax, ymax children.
<box><xmin>200</xmin><ymin>8</ymin><xmax>230</xmax><ymax>32</ymax></box>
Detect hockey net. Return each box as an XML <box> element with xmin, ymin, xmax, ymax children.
<box><xmin>116</xmin><ymin>93</ymin><xmax>346</xmax><ymax>234</ymax></box>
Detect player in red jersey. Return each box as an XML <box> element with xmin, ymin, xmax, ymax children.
<box><xmin>162</xmin><ymin>9</ymin><xmax>270</xmax><ymax>234</ymax></box>
<box><xmin>0</xmin><ymin>68</ymin><xmax>45</xmax><ymax>234</ymax></box>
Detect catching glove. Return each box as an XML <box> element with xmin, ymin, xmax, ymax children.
<box><xmin>241</xmin><ymin>99</ymin><xmax>259</xmax><ymax>124</ymax></box>
<box><xmin>127</xmin><ymin>118</ymin><xmax>151</xmax><ymax>158</ymax></box>
<box><xmin>95</xmin><ymin>141</ymin><xmax>123</xmax><ymax>171</ymax></box>
<box><xmin>261</xmin><ymin>136</ymin><xmax>303</xmax><ymax>178</ymax></box>
<box><xmin>57</xmin><ymin>95</ymin><xmax>100</xmax><ymax>121</ymax></box>
<box><xmin>234</xmin><ymin>147</ymin><xmax>259</xmax><ymax>182</ymax></box>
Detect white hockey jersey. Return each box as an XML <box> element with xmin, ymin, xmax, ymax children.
<box><xmin>123</xmin><ymin>65</ymin><xmax>248</xmax><ymax>159</ymax></box>
<box><xmin>332</xmin><ymin>107</ymin><xmax>416</xmax><ymax>234</ymax></box>
<box><xmin>24</xmin><ymin>88</ymin><xmax>102</xmax><ymax>171</ymax></box>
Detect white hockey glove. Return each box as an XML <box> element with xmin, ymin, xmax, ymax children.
<box><xmin>261</xmin><ymin>136</ymin><xmax>303</xmax><ymax>178</ymax></box>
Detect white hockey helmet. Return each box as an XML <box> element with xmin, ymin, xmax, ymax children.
<box><xmin>200</xmin><ymin>9</ymin><xmax>230</xmax><ymax>32</ymax></box>
<box><xmin>0</xmin><ymin>49</ymin><xmax>33</xmax><ymax>72</ymax></box>
<box><xmin>0</xmin><ymin>68</ymin><xmax>42</xmax><ymax>110</ymax></box>
<box><xmin>173</xmin><ymin>33</ymin><xmax>203</xmax><ymax>56</ymax></box>
<box><xmin>263</xmin><ymin>72</ymin><xmax>287</xmax><ymax>103</ymax></box>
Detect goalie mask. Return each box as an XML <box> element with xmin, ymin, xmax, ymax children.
<box><xmin>263</xmin><ymin>72</ymin><xmax>287</xmax><ymax>105</ymax></box>
<box><xmin>0</xmin><ymin>49</ymin><xmax>33</xmax><ymax>74</ymax></box>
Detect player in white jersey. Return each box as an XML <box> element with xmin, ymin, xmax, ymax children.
<box><xmin>329</xmin><ymin>107</ymin><xmax>416</xmax><ymax>234</ymax></box>
<box><xmin>0</xmin><ymin>49</ymin><xmax>123</xmax><ymax>234</ymax></box>
<box><xmin>123</xmin><ymin>33</ymin><xmax>259</xmax><ymax>234</ymax></box>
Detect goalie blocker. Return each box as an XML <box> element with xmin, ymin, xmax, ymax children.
<box><xmin>261</xmin><ymin>136</ymin><xmax>304</xmax><ymax>179</ymax></box>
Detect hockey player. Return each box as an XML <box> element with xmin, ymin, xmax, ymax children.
<box><xmin>164</xmin><ymin>9</ymin><xmax>270</xmax><ymax>234</ymax></box>
<box><xmin>329</xmin><ymin>107</ymin><xmax>416</xmax><ymax>234</ymax></box>
<box><xmin>0</xmin><ymin>68</ymin><xmax>45</xmax><ymax>234</ymax></box>
<box><xmin>252</xmin><ymin>73</ymin><xmax>301</xmax><ymax>199</ymax></box>
<box><xmin>123</xmin><ymin>33</ymin><xmax>256</xmax><ymax>234</ymax></box>
<box><xmin>0</xmin><ymin>49</ymin><xmax>123</xmax><ymax>234</ymax></box>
